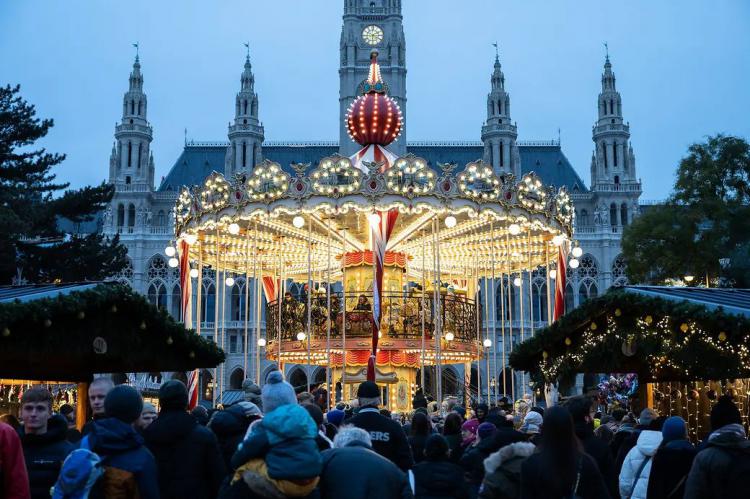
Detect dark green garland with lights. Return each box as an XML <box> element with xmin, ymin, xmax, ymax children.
<box><xmin>510</xmin><ymin>289</ymin><xmax>750</xmax><ymax>383</ymax></box>
<box><xmin>0</xmin><ymin>283</ymin><xmax>224</xmax><ymax>381</ymax></box>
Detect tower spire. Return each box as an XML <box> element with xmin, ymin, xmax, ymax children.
<box><xmin>225</xmin><ymin>46</ymin><xmax>264</xmax><ymax>176</ymax></box>
<box><xmin>481</xmin><ymin>47</ymin><xmax>519</xmax><ymax>176</ymax></box>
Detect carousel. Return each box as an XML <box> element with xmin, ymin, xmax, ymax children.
<box><xmin>172</xmin><ymin>52</ymin><xmax>574</xmax><ymax>411</ymax></box>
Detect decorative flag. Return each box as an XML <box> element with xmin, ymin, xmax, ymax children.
<box><xmin>179</xmin><ymin>239</ymin><xmax>199</xmax><ymax>410</ymax></box>
<box><xmin>553</xmin><ymin>242</ymin><xmax>569</xmax><ymax>321</ymax></box>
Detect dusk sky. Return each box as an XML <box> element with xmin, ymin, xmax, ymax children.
<box><xmin>2</xmin><ymin>0</ymin><xmax>749</xmax><ymax>201</ymax></box>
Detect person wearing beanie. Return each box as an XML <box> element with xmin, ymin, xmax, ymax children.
<box><xmin>82</xmin><ymin>385</ymin><xmax>159</xmax><ymax>499</ymax></box>
<box><xmin>461</xmin><ymin>418</ymin><xmax>479</xmax><ymax>448</ymax></box>
<box><xmin>645</xmin><ymin>416</ymin><xmax>696</xmax><ymax>499</ymax></box>
<box><xmin>226</xmin><ymin>371</ymin><xmax>322</xmax><ymax>498</ymax></box>
<box><xmin>460</xmin><ymin>421</ymin><xmax>505</xmax><ymax>496</ymax></box>
<box><xmin>685</xmin><ymin>396</ymin><xmax>750</xmax><ymax>499</ymax></box>
<box><xmin>521</xmin><ymin>410</ymin><xmax>543</xmax><ymax>445</ymax></box>
<box><xmin>190</xmin><ymin>405</ymin><xmax>210</xmax><ymax>426</ymax></box>
<box><xmin>477</xmin><ymin>422</ymin><xmax>497</xmax><ymax>442</ymax></box>
<box><xmin>412</xmin><ymin>434</ymin><xmax>469</xmax><ymax>498</ymax></box>
<box><xmin>241</xmin><ymin>378</ymin><xmax>263</xmax><ymax>410</ymax></box>
<box><xmin>344</xmin><ymin>381</ymin><xmax>413</xmax><ymax>471</ymax></box>
<box><xmin>207</xmin><ymin>402</ymin><xmax>262</xmax><ymax>471</ymax></box>
<box><xmin>143</xmin><ymin>380</ymin><xmax>225</xmax><ymax>498</ymax></box>
<box><xmin>326</xmin><ymin>408</ymin><xmax>346</xmax><ymax>428</ymax></box>
<box><xmin>135</xmin><ymin>402</ymin><xmax>157</xmax><ymax>433</ymax></box>
<box><xmin>302</xmin><ymin>403</ymin><xmax>334</xmax><ymax>451</ymax></box>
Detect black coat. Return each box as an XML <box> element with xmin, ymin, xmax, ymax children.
<box><xmin>347</xmin><ymin>408</ymin><xmax>414</xmax><ymax>471</ymax></box>
<box><xmin>461</xmin><ymin>429</ymin><xmax>527</xmax><ymax>488</ymax></box>
<box><xmin>317</xmin><ymin>443</ymin><xmax>413</xmax><ymax>499</ymax></box>
<box><xmin>412</xmin><ymin>458</ymin><xmax>469</xmax><ymax>499</ymax></box>
<box><xmin>684</xmin><ymin>428</ymin><xmax>750</xmax><ymax>499</ymax></box>
<box><xmin>646</xmin><ymin>440</ymin><xmax>696</xmax><ymax>499</ymax></box>
<box><xmin>144</xmin><ymin>409</ymin><xmax>227</xmax><ymax>499</ymax></box>
<box><xmin>443</xmin><ymin>433</ymin><xmax>464</xmax><ymax>463</ymax></box>
<box><xmin>208</xmin><ymin>408</ymin><xmax>252</xmax><ymax>471</ymax></box>
<box><xmin>520</xmin><ymin>451</ymin><xmax>612</xmax><ymax>499</ymax></box>
<box><xmin>19</xmin><ymin>415</ymin><xmax>74</xmax><ymax>499</ymax></box>
<box><xmin>409</xmin><ymin>434</ymin><xmax>429</xmax><ymax>463</ymax></box>
<box><xmin>574</xmin><ymin>422</ymin><xmax>619</xmax><ymax>499</ymax></box>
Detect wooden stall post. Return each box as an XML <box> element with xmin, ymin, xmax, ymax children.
<box><xmin>76</xmin><ymin>382</ymin><xmax>89</xmax><ymax>430</ymax></box>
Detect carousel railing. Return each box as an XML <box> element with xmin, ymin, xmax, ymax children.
<box><xmin>266</xmin><ymin>290</ymin><xmax>478</xmax><ymax>344</ymax></box>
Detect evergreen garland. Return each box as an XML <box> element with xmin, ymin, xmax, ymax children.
<box><xmin>509</xmin><ymin>289</ymin><xmax>750</xmax><ymax>383</ymax></box>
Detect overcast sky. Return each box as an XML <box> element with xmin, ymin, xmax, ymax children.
<box><xmin>2</xmin><ymin>0</ymin><xmax>749</xmax><ymax>200</ymax></box>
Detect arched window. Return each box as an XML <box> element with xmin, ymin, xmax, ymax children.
<box><xmin>137</xmin><ymin>143</ymin><xmax>142</xmax><ymax>169</ymax></box>
<box><xmin>564</xmin><ymin>283</ymin><xmax>575</xmax><ymax>315</ymax></box>
<box><xmin>531</xmin><ymin>278</ymin><xmax>548</xmax><ymax>323</ymax></box>
<box><xmin>138</xmin><ymin>100</ymin><xmax>142</xmax><ymax>115</ymax></box>
<box><xmin>202</xmin><ymin>282</ymin><xmax>216</xmax><ymax>322</ymax></box>
<box><xmin>612</xmin><ymin>255</ymin><xmax>628</xmax><ymax>287</ymax></box>
<box><xmin>251</xmin><ymin>143</ymin><xmax>257</xmax><ymax>169</ymax></box>
<box><xmin>579</xmin><ymin>280</ymin><xmax>598</xmax><ymax>302</ymax></box>
<box><xmin>230</xmin><ymin>368</ymin><xmax>245</xmax><ymax>390</ymax></box>
<box><xmin>603</xmin><ymin>143</ymin><xmax>608</xmax><ymax>169</ymax></box>
<box><xmin>230</xmin><ymin>282</ymin><xmax>243</xmax><ymax>321</ymax></box>
<box><xmin>116</xmin><ymin>204</ymin><xmax>125</xmax><ymax>227</ymax></box>
<box><xmin>613</xmin><ymin>141</ymin><xmax>618</xmax><ymax>167</ymax></box>
<box><xmin>170</xmin><ymin>284</ymin><xmax>182</xmax><ymax>320</ymax></box>
<box><xmin>111</xmin><ymin>258</ymin><xmax>133</xmax><ymax>286</ymax></box>
<box><xmin>610</xmin><ymin>203</ymin><xmax>618</xmax><ymax>227</ymax></box>
<box><xmin>243</xmin><ymin>100</ymin><xmax>248</xmax><ymax>115</ymax></box>
<box><xmin>130</xmin><ymin>100</ymin><xmax>134</xmax><ymax>115</ymax></box>
<box><xmin>620</xmin><ymin>203</ymin><xmax>629</xmax><ymax>226</ymax></box>
<box><xmin>499</xmin><ymin>142</ymin><xmax>504</xmax><ymax>167</ymax></box>
<box><xmin>127</xmin><ymin>141</ymin><xmax>132</xmax><ymax>167</ymax></box>
<box><xmin>579</xmin><ymin>209</ymin><xmax>589</xmax><ymax>226</ymax></box>
<box><xmin>127</xmin><ymin>204</ymin><xmax>136</xmax><ymax>227</ymax></box>
<box><xmin>242</xmin><ymin>142</ymin><xmax>247</xmax><ymax>168</ymax></box>
<box><xmin>147</xmin><ymin>255</ymin><xmax>168</xmax><ymax>281</ymax></box>
<box><xmin>609</xmin><ymin>99</ymin><xmax>614</xmax><ymax>114</ymax></box>
<box><xmin>147</xmin><ymin>281</ymin><xmax>167</xmax><ymax>310</ymax></box>
<box><xmin>614</xmin><ymin>175</ymin><xmax>620</xmax><ymax>185</ymax></box>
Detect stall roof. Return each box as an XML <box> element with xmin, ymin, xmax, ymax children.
<box><xmin>0</xmin><ymin>283</ymin><xmax>100</xmax><ymax>303</ymax></box>
<box><xmin>624</xmin><ymin>286</ymin><xmax>750</xmax><ymax>317</ymax></box>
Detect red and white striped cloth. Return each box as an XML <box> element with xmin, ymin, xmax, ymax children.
<box><xmin>349</xmin><ymin>143</ymin><xmax>399</xmax><ymax>174</ymax></box>
<box><xmin>553</xmin><ymin>242</ymin><xmax>569</xmax><ymax>321</ymax></box>
<box><xmin>178</xmin><ymin>240</ymin><xmax>199</xmax><ymax>410</ymax></box>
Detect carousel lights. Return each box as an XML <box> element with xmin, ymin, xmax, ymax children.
<box><xmin>165</xmin><ymin>245</ymin><xmax>176</xmax><ymax>257</ymax></box>
<box><xmin>552</xmin><ymin>234</ymin><xmax>566</xmax><ymax>247</ymax></box>
<box><xmin>483</xmin><ymin>338</ymin><xmax>492</xmax><ymax>348</ymax></box>
<box><xmin>444</xmin><ymin>216</ymin><xmax>457</xmax><ymax>228</ymax></box>
<box><xmin>225</xmin><ymin>276</ymin><xmax>235</xmax><ymax>287</ymax></box>
<box><xmin>292</xmin><ymin>216</ymin><xmax>305</xmax><ymax>228</ymax></box>
<box><xmin>367</xmin><ymin>212</ymin><xmax>381</xmax><ymax>227</ymax></box>
<box><xmin>571</xmin><ymin>246</ymin><xmax>583</xmax><ymax>258</ymax></box>
<box><xmin>168</xmin><ymin>257</ymin><xmax>179</xmax><ymax>268</ymax></box>
<box><xmin>257</xmin><ymin>337</ymin><xmax>267</xmax><ymax>347</ymax></box>
<box><xmin>189</xmin><ymin>268</ymin><xmax>199</xmax><ymax>279</ymax></box>
<box><xmin>684</xmin><ymin>275</ymin><xmax>695</xmax><ymax>283</ymax></box>
<box><xmin>296</xmin><ymin>331</ymin><xmax>307</xmax><ymax>341</ymax></box>
<box><xmin>228</xmin><ymin>223</ymin><xmax>240</xmax><ymax>235</ymax></box>
<box><xmin>513</xmin><ymin>277</ymin><xmax>522</xmax><ymax>287</ymax></box>
<box><xmin>569</xmin><ymin>258</ymin><xmax>580</xmax><ymax>269</ymax></box>
<box><xmin>183</xmin><ymin>233</ymin><xmax>198</xmax><ymax>246</ymax></box>
<box><xmin>508</xmin><ymin>224</ymin><xmax>521</xmax><ymax>235</ymax></box>
<box><xmin>445</xmin><ymin>331</ymin><xmax>455</xmax><ymax>342</ymax></box>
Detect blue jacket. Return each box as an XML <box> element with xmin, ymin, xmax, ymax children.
<box><xmin>231</xmin><ymin>404</ymin><xmax>322</xmax><ymax>480</ymax></box>
<box><xmin>86</xmin><ymin>417</ymin><xmax>159</xmax><ymax>499</ymax></box>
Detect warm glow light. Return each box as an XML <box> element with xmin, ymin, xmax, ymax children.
<box><xmin>183</xmin><ymin>234</ymin><xmax>198</xmax><ymax>246</ymax></box>
<box><xmin>513</xmin><ymin>277</ymin><xmax>522</xmax><ymax>287</ymax></box>
<box><xmin>552</xmin><ymin>235</ymin><xmax>565</xmax><ymax>247</ymax></box>
<box><xmin>445</xmin><ymin>331</ymin><xmax>455</xmax><ymax>341</ymax></box>
<box><xmin>165</xmin><ymin>246</ymin><xmax>176</xmax><ymax>257</ymax></box>
<box><xmin>225</xmin><ymin>276</ymin><xmax>235</xmax><ymax>287</ymax></box>
<box><xmin>228</xmin><ymin>223</ymin><xmax>240</xmax><ymax>235</ymax></box>
<box><xmin>569</xmin><ymin>258</ymin><xmax>580</xmax><ymax>269</ymax></box>
<box><xmin>684</xmin><ymin>275</ymin><xmax>694</xmax><ymax>282</ymax></box>
<box><xmin>367</xmin><ymin>213</ymin><xmax>381</xmax><ymax>227</ymax></box>
<box><xmin>444</xmin><ymin>216</ymin><xmax>457</xmax><ymax>228</ymax></box>
<box><xmin>257</xmin><ymin>337</ymin><xmax>267</xmax><ymax>347</ymax></box>
<box><xmin>292</xmin><ymin>216</ymin><xmax>305</xmax><ymax>228</ymax></box>
<box><xmin>508</xmin><ymin>224</ymin><xmax>521</xmax><ymax>235</ymax></box>
<box><xmin>550</xmin><ymin>270</ymin><xmax>557</xmax><ymax>279</ymax></box>
<box><xmin>572</xmin><ymin>246</ymin><xmax>583</xmax><ymax>258</ymax></box>
<box><xmin>168</xmin><ymin>257</ymin><xmax>179</xmax><ymax>268</ymax></box>
<box><xmin>296</xmin><ymin>332</ymin><xmax>307</xmax><ymax>341</ymax></box>
<box><xmin>189</xmin><ymin>268</ymin><xmax>199</xmax><ymax>279</ymax></box>
<box><xmin>483</xmin><ymin>338</ymin><xmax>492</xmax><ymax>348</ymax></box>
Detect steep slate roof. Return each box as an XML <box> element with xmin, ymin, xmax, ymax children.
<box><xmin>158</xmin><ymin>141</ymin><xmax>588</xmax><ymax>193</ymax></box>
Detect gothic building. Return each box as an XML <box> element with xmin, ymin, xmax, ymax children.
<box><xmin>102</xmin><ymin>0</ymin><xmax>641</xmax><ymax>402</ymax></box>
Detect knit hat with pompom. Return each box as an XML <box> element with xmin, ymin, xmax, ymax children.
<box><xmin>261</xmin><ymin>370</ymin><xmax>297</xmax><ymax>414</ymax></box>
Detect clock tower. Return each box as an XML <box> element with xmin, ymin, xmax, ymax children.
<box><xmin>340</xmin><ymin>0</ymin><xmax>406</xmax><ymax>156</ymax></box>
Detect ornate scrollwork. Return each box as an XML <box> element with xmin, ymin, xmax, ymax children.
<box><xmin>554</xmin><ymin>187</ymin><xmax>574</xmax><ymax>226</ymax></box>
<box><xmin>457</xmin><ymin>160</ymin><xmax>502</xmax><ymax>201</ymax></box>
<box><xmin>199</xmin><ymin>172</ymin><xmax>230</xmax><ymax>212</ymax></box>
<box><xmin>246</xmin><ymin>160</ymin><xmax>289</xmax><ymax>202</ymax></box>
<box><xmin>385</xmin><ymin>155</ymin><xmax>435</xmax><ymax>198</ymax></box>
<box><xmin>517</xmin><ymin>173</ymin><xmax>547</xmax><ymax>212</ymax></box>
<box><xmin>310</xmin><ymin>155</ymin><xmax>362</xmax><ymax>198</ymax></box>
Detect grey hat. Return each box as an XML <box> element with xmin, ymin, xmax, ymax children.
<box><xmin>639</xmin><ymin>408</ymin><xmax>658</xmax><ymax>426</ymax></box>
<box><xmin>261</xmin><ymin>371</ymin><xmax>297</xmax><ymax>414</ymax></box>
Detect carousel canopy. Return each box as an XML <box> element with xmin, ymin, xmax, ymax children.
<box><xmin>509</xmin><ymin>287</ymin><xmax>750</xmax><ymax>383</ymax></box>
<box><xmin>0</xmin><ymin>283</ymin><xmax>224</xmax><ymax>381</ymax></box>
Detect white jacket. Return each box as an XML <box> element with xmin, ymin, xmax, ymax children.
<box><xmin>619</xmin><ymin>429</ymin><xmax>663</xmax><ymax>499</ymax></box>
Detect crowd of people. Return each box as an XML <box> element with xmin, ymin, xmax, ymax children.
<box><xmin>1</xmin><ymin>372</ymin><xmax>750</xmax><ymax>498</ymax></box>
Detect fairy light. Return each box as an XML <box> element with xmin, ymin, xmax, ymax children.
<box><xmin>164</xmin><ymin>245</ymin><xmax>176</xmax><ymax>257</ymax></box>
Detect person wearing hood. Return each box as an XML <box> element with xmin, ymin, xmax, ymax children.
<box><xmin>619</xmin><ymin>423</ymin><xmax>663</xmax><ymax>499</ymax></box>
<box><xmin>408</xmin><ymin>412</ymin><xmax>432</xmax><ymax>464</ymax></box>
<box><xmin>412</xmin><ymin>434</ymin><xmax>468</xmax><ymax>499</ymax></box>
<box><xmin>242</xmin><ymin>379</ymin><xmax>263</xmax><ymax>411</ymax></box>
<box><xmin>646</xmin><ymin>416</ymin><xmax>695</xmax><ymax>499</ymax></box>
<box><xmin>616</xmin><ymin>408</ymin><xmax>657</xmax><ymax>470</ymax></box>
<box><xmin>478</xmin><ymin>441</ymin><xmax>535</xmax><ymax>499</ymax></box>
<box><xmin>519</xmin><ymin>411</ymin><xmax>543</xmax><ymax>445</ymax></box>
<box><xmin>475</xmin><ymin>403</ymin><xmax>488</xmax><ymax>424</ymax></box>
<box><xmin>18</xmin><ymin>387</ymin><xmax>74</xmax><ymax>499</ymax></box>
<box><xmin>144</xmin><ymin>380</ymin><xmax>226</xmax><ymax>499</ymax></box>
<box><xmin>442</xmin><ymin>412</ymin><xmax>464</xmax><ymax>463</ymax></box>
<box><xmin>684</xmin><ymin>396</ymin><xmax>750</xmax><ymax>499</ymax></box>
<box><xmin>208</xmin><ymin>402</ymin><xmax>262</xmax><ymax>470</ymax></box>
<box><xmin>566</xmin><ymin>396</ymin><xmax>618</xmax><ymax>499</ymax></box>
<box><xmin>84</xmin><ymin>385</ymin><xmax>159</xmax><ymax>499</ymax></box>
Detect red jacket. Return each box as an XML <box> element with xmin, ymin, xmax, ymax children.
<box><xmin>0</xmin><ymin>422</ymin><xmax>30</xmax><ymax>499</ymax></box>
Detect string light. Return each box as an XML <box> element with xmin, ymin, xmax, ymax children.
<box><xmin>168</xmin><ymin>257</ymin><xmax>179</xmax><ymax>268</ymax></box>
<box><xmin>228</xmin><ymin>223</ymin><xmax>240</xmax><ymax>235</ymax></box>
<box><xmin>183</xmin><ymin>233</ymin><xmax>198</xmax><ymax>245</ymax></box>
<box><xmin>292</xmin><ymin>216</ymin><xmax>305</xmax><ymax>228</ymax></box>
<box><xmin>508</xmin><ymin>224</ymin><xmax>521</xmax><ymax>235</ymax></box>
<box><xmin>189</xmin><ymin>268</ymin><xmax>199</xmax><ymax>278</ymax></box>
<box><xmin>483</xmin><ymin>338</ymin><xmax>492</xmax><ymax>348</ymax></box>
<box><xmin>297</xmin><ymin>332</ymin><xmax>307</xmax><ymax>341</ymax></box>
<box><xmin>225</xmin><ymin>276</ymin><xmax>235</xmax><ymax>287</ymax></box>
<box><xmin>257</xmin><ymin>337</ymin><xmax>267</xmax><ymax>347</ymax></box>
<box><xmin>445</xmin><ymin>216</ymin><xmax>457</xmax><ymax>228</ymax></box>
<box><xmin>572</xmin><ymin>246</ymin><xmax>583</xmax><ymax>258</ymax></box>
<box><xmin>165</xmin><ymin>245</ymin><xmax>176</xmax><ymax>257</ymax></box>
<box><xmin>445</xmin><ymin>332</ymin><xmax>455</xmax><ymax>341</ymax></box>
<box><xmin>569</xmin><ymin>258</ymin><xmax>580</xmax><ymax>269</ymax></box>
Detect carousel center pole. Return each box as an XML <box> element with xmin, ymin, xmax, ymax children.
<box><xmin>491</xmin><ymin>219</ymin><xmax>499</xmax><ymax>405</ymax></box>
<box><xmin>277</xmin><ymin>237</ymin><xmax>283</xmax><ymax>375</ymax></box>
<box><xmin>325</xmin><ymin>217</ymin><xmax>332</xmax><ymax>409</ymax></box>
<box><xmin>196</xmin><ymin>242</ymin><xmax>204</xmax><ymax>402</ymax></box>
<box><xmin>474</xmin><ymin>228</ymin><xmax>482</xmax><ymax>404</ymax></box>
<box><xmin>527</xmin><ymin>231</ymin><xmax>535</xmax><ymax>404</ymax></box>
<box><xmin>244</xmin><ymin>226</ymin><xmax>251</xmax><ymax>380</ymax></box>
<box><xmin>306</xmin><ymin>217</ymin><xmax>312</xmax><ymax>393</ymax></box>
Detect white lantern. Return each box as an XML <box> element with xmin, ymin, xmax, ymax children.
<box><xmin>189</xmin><ymin>268</ymin><xmax>199</xmax><ymax>279</ymax></box>
<box><xmin>569</xmin><ymin>258</ymin><xmax>580</xmax><ymax>269</ymax></box>
<box><xmin>165</xmin><ymin>246</ymin><xmax>176</xmax><ymax>257</ymax></box>
<box><xmin>483</xmin><ymin>338</ymin><xmax>492</xmax><ymax>348</ymax></box>
<box><xmin>296</xmin><ymin>331</ymin><xmax>307</xmax><ymax>341</ymax></box>
<box><xmin>445</xmin><ymin>331</ymin><xmax>455</xmax><ymax>342</ymax></box>
<box><xmin>572</xmin><ymin>246</ymin><xmax>583</xmax><ymax>258</ymax></box>
<box><xmin>513</xmin><ymin>277</ymin><xmax>522</xmax><ymax>287</ymax></box>
<box><xmin>444</xmin><ymin>216</ymin><xmax>457</xmax><ymax>229</ymax></box>
<box><xmin>292</xmin><ymin>216</ymin><xmax>305</xmax><ymax>228</ymax></box>
<box><xmin>225</xmin><ymin>276</ymin><xmax>235</xmax><ymax>287</ymax></box>
<box><xmin>228</xmin><ymin>223</ymin><xmax>240</xmax><ymax>235</ymax></box>
<box><xmin>508</xmin><ymin>224</ymin><xmax>521</xmax><ymax>235</ymax></box>
<box><xmin>183</xmin><ymin>233</ymin><xmax>198</xmax><ymax>246</ymax></box>
<box><xmin>549</xmin><ymin>269</ymin><xmax>557</xmax><ymax>280</ymax></box>
<box><xmin>367</xmin><ymin>213</ymin><xmax>381</xmax><ymax>227</ymax></box>
<box><xmin>168</xmin><ymin>257</ymin><xmax>179</xmax><ymax>268</ymax></box>
<box><xmin>552</xmin><ymin>234</ymin><xmax>565</xmax><ymax>247</ymax></box>
<box><xmin>257</xmin><ymin>337</ymin><xmax>267</xmax><ymax>347</ymax></box>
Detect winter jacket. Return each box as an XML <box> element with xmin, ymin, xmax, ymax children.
<box><xmin>461</xmin><ymin>429</ymin><xmax>527</xmax><ymax>491</ymax></box>
<box><xmin>443</xmin><ymin>433</ymin><xmax>464</xmax><ymax>463</ymax></box>
<box><xmin>217</xmin><ymin>468</ymin><xmax>320</xmax><ymax>499</ymax></box>
<box><xmin>208</xmin><ymin>407</ymin><xmax>252</xmax><ymax>471</ymax></box>
<box><xmin>347</xmin><ymin>408</ymin><xmax>414</xmax><ymax>471</ymax></box>
<box><xmin>144</xmin><ymin>409</ymin><xmax>226</xmax><ymax>499</ymax></box>
<box><xmin>478</xmin><ymin>441</ymin><xmax>535</xmax><ymax>499</ymax></box>
<box><xmin>0</xmin><ymin>421</ymin><xmax>30</xmax><ymax>499</ymax></box>
<box><xmin>610</xmin><ymin>423</ymin><xmax>636</xmax><ymax>458</ymax></box>
<box><xmin>412</xmin><ymin>458</ymin><xmax>468</xmax><ymax>499</ymax></box>
<box><xmin>86</xmin><ymin>417</ymin><xmax>159</xmax><ymax>499</ymax></box>
<box><xmin>520</xmin><ymin>451</ymin><xmax>612</xmax><ymax>499</ymax></box>
<box><xmin>646</xmin><ymin>439</ymin><xmax>696</xmax><ymax>499</ymax></box>
<box><xmin>18</xmin><ymin>414</ymin><xmax>74</xmax><ymax>499</ymax></box>
<box><xmin>408</xmin><ymin>434</ymin><xmax>428</xmax><ymax>463</ymax></box>
<box><xmin>684</xmin><ymin>424</ymin><xmax>750</xmax><ymax>499</ymax></box>
<box><xmin>615</xmin><ymin>424</ymin><xmax>647</xmax><ymax>471</ymax></box>
<box><xmin>619</xmin><ymin>429</ymin><xmax>662</xmax><ymax>499</ymax></box>
<box><xmin>574</xmin><ymin>421</ymin><xmax>619</xmax><ymax>499</ymax></box>
<box><xmin>317</xmin><ymin>442</ymin><xmax>413</xmax><ymax>499</ymax></box>
<box><xmin>230</xmin><ymin>404</ymin><xmax>322</xmax><ymax>481</ymax></box>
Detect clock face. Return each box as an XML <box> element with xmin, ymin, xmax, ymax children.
<box><xmin>362</xmin><ymin>25</ymin><xmax>384</xmax><ymax>46</ymax></box>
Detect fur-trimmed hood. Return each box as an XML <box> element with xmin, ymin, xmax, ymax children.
<box><xmin>484</xmin><ymin>441</ymin><xmax>536</xmax><ymax>474</ymax></box>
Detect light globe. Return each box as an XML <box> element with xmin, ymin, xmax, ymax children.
<box><xmin>444</xmin><ymin>216</ymin><xmax>457</xmax><ymax>229</ymax></box>
<box><xmin>292</xmin><ymin>216</ymin><xmax>305</xmax><ymax>228</ymax></box>
<box><xmin>168</xmin><ymin>257</ymin><xmax>179</xmax><ymax>268</ymax></box>
<box><xmin>228</xmin><ymin>223</ymin><xmax>240</xmax><ymax>235</ymax></box>
<box><xmin>165</xmin><ymin>246</ymin><xmax>176</xmax><ymax>257</ymax></box>
<box><xmin>572</xmin><ymin>246</ymin><xmax>583</xmax><ymax>258</ymax></box>
<box><xmin>569</xmin><ymin>258</ymin><xmax>580</xmax><ymax>269</ymax></box>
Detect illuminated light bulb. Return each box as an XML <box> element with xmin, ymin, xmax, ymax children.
<box><xmin>225</xmin><ymin>276</ymin><xmax>235</xmax><ymax>287</ymax></box>
<box><xmin>189</xmin><ymin>268</ymin><xmax>199</xmax><ymax>279</ymax></box>
<box><xmin>508</xmin><ymin>224</ymin><xmax>521</xmax><ymax>235</ymax></box>
<box><xmin>257</xmin><ymin>337</ymin><xmax>267</xmax><ymax>347</ymax></box>
<box><xmin>367</xmin><ymin>213</ymin><xmax>381</xmax><ymax>227</ymax></box>
<box><xmin>444</xmin><ymin>215</ymin><xmax>457</xmax><ymax>228</ymax></box>
<box><xmin>168</xmin><ymin>257</ymin><xmax>179</xmax><ymax>268</ymax></box>
<box><xmin>552</xmin><ymin>234</ymin><xmax>565</xmax><ymax>246</ymax></box>
<box><xmin>572</xmin><ymin>246</ymin><xmax>583</xmax><ymax>258</ymax></box>
<box><xmin>549</xmin><ymin>269</ymin><xmax>557</xmax><ymax>279</ymax></box>
<box><xmin>513</xmin><ymin>277</ymin><xmax>522</xmax><ymax>287</ymax></box>
<box><xmin>569</xmin><ymin>258</ymin><xmax>580</xmax><ymax>269</ymax></box>
<box><xmin>483</xmin><ymin>338</ymin><xmax>492</xmax><ymax>348</ymax></box>
<box><xmin>292</xmin><ymin>216</ymin><xmax>305</xmax><ymax>228</ymax></box>
<box><xmin>445</xmin><ymin>332</ymin><xmax>455</xmax><ymax>342</ymax></box>
<box><xmin>684</xmin><ymin>275</ymin><xmax>695</xmax><ymax>283</ymax></box>
<box><xmin>165</xmin><ymin>245</ymin><xmax>176</xmax><ymax>257</ymax></box>
<box><xmin>228</xmin><ymin>223</ymin><xmax>240</xmax><ymax>235</ymax></box>
<box><xmin>183</xmin><ymin>233</ymin><xmax>198</xmax><ymax>246</ymax></box>
<box><xmin>297</xmin><ymin>332</ymin><xmax>307</xmax><ymax>341</ymax></box>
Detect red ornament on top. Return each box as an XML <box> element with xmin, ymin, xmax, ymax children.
<box><xmin>346</xmin><ymin>51</ymin><xmax>403</xmax><ymax>147</ymax></box>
